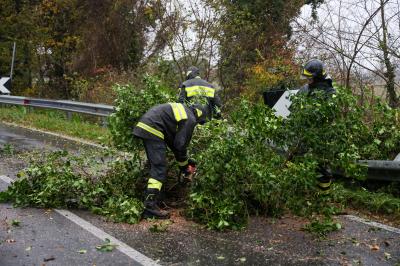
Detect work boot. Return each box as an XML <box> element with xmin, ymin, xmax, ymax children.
<box><xmin>317</xmin><ymin>173</ymin><xmax>332</xmax><ymax>196</ymax></box>
<box><xmin>142</xmin><ymin>189</ymin><xmax>170</xmax><ymax>219</ymax></box>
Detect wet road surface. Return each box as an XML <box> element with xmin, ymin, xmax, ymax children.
<box><xmin>0</xmin><ymin>122</ymin><xmax>399</xmax><ymax>265</ymax></box>
<box><xmin>0</xmin><ymin>122</ymin><xmax>98</xmax><ymax>152</ymax></box>
<box><xmin>73</xmin><ymin>209</ymin><xmax>400</xmax><ymax>266</ymax></box>
<box><xmin>0</xmin><ymin>202</ymin><xmax>138</xmax><ymax>266</ymax></box>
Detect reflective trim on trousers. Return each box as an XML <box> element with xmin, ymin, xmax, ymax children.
<box><xmin>147</xmin><ymin>178</ymin><xmax>163</xmax><ymax>190</ymax></box>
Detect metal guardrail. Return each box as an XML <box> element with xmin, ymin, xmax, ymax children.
<box><xmin>359</xmin><ymin>160</ymin><xmax>400</xmax><ymax>181</ymax></box>
<box><xmin>0</xmin><ymin>95</ymin><xmax>114</xmax><ymax>117</ymax></box>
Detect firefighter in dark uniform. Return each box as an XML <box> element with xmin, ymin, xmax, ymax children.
<box><xmin>133</xmin><ymin>102</ymin><xmax>209</xmax><ymax>219</ymax></box>
<box><xmin>178</xmin><ymin>66</ymin><xmax>222</xmax><ymax>119</ymax></box>
<box><xmin>299</xmin><ymin>59</ymin><xmax>336</xmax><ymax>97</ymax></box>
<box><xmin>299</xmin><ymin>59</ymin><xmax>336</xmax><ymax>194</ymax></box>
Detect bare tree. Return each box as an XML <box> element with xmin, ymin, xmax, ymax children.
<box><xmin>293</xmin><ymin>0</ymin><xmax>400</xmax><ymax>106</ymax></box>
<box><xmin>379</xmin><ymin>0</ymin><xmax>398</xmax><ymax>106</ymax></box>
<box><xmin>158</xmin><ymin>0</ymin><xmax>220</xmax><ymax>83</ymax></box>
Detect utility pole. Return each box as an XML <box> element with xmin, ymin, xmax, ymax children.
<box><xmin>10</xmin><ymin>42</ymin><xmax>16</xmax><ymax>81</ymax></box>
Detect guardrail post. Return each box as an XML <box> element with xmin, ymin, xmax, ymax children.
<box><xmin>66</xmin><ymin>111</ymin><xmax>72</xmax><ymax>121</ymax></box>
<box><xmin>101</xmin><ymin>117</ymin><xmax>108</xmax><ymax>128</ymax></box>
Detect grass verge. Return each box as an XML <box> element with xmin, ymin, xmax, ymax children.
<box><xmin>0</xmin><ymin>105</ymin><xmax>109</xmax><ymax>143</ymax></box>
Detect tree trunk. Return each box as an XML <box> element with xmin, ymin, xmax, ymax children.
<box><xmin>380</xmin><ymin>0</ymin><xmax>398</xmax><ymax>107</ymax></box>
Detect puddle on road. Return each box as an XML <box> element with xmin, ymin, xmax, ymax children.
<box><xmin>0</xmin><ymin>123</ymin><xmax>98</xmax><ymax>153</ymax></box>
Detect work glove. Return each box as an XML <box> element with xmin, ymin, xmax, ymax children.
<box><xmin>214</xmin><ymin>111</ymin><xmax>223</xmax><ymax>120</ymax></box>
<box><xmin>179</xmin><ymin>159</ymin><xmax>197</xmax><ymax>183</ymax></box>
<box><xmin>188</xmin><ymin>158</ymin><xmax>197</xmax><ymax>167</ymax></box>
<box><xmin>179</xmin><ymin>166</ymin><xmax>195</xmax><ymax>176</ymax></box>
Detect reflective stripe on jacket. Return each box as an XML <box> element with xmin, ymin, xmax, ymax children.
<box><xmin>133</xmin><ymin>103</ymin><xmax>197</xmax><ymax>162</ymax></box>
<box><xmin>178</xmin><ymin>77</ymin><xmax>222</xmax><ymax>118</ymax></box>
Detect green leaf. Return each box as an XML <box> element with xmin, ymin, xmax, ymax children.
<box><xmin>78</xmin><ymin>249</ymin><xmax>87</xmax><ymax>254</ymax></box>
<box><xmin>11</xmin><ymin>219</ymin><xmax>20</xmax><ymax>226</ymax></box>
<box><xmin>373</xmin><ymin>139</ymin><xmax>382</xmax><ymax>145</ymax></box>
<box><xmin>96</xmin><ymin>239</ymin><xmax>117</xmax><ymax>252</ymax></box>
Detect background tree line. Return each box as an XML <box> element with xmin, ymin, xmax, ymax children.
<box><xmin>0</xmin><ymin>0</ymin><xmax>170</xmax><ymax>100</ymax></box>
<box><xmin>4</xmin><ymin>0</ymin><xmax>398</xmax><ymax>108</ymax></box>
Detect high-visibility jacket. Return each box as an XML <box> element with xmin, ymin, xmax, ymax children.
<box><xmin>133</xmin><ymin>103</ymin><xmax>197</xmax><ymax>163</ymax></box>
<box><xmin>178</xmin><ymin>77</ymin><xmax>222</xmax><ymax>118</ymax></box>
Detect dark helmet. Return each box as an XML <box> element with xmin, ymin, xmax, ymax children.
<box><xmin>186</xmin><ymin>66</ymin><xmax>200</xmax><ymax>80</ymax></box>
<box><xmin>302</xmin><ymin>59</ymin><xmax>327</xmax><ymax>79</ymax></box>
<box><xmin>190</xmin><ymin>104</ymin><xmax>209</xmax><ymax>125</ymax></box>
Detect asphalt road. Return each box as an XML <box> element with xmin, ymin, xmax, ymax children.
<box><xmin>0</xmin><ymin>122</ymin><xmax>399</xmax><ymax>266</ymax></box>
<box><xmin>0</xmin><ymin>202</ymin><xmax>139</xmax><ymax>266</ymax></box>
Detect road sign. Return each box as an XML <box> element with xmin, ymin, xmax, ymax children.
<box><xmin>0</xmin><ymin>77</ymin><xmax>11</xmax><ymax>94</ymax></box>
<box><xmin>272</xmin><ymin>89</ymin><xmax>299</xmax><ymax>118</ymax></box>
<box><xmin>263</xmin><ymin>89</ymin><xmax>300</xmax><ymax>118</ymax></box>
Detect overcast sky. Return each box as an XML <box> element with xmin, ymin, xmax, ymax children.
<box><xmin>293</xmin><ymin>0</ymin><xmax>400</xmax><ymax>81</ymax></box>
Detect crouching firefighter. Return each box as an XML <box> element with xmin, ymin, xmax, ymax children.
<box><xmin>133</xmin><ymin>103</ymin><xmax>209</xmax><ymax>219</ymax></box>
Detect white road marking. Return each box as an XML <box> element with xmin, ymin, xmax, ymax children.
<box><xmin>0</xmin><ymin>175</ymin><xmax>160</xmax><ymax>266</ymax></box>
<box><xmin>0</xmin><ymin>175</ymin><xmax>14</xmax><ymax>184</ymax></box>
<box><xmin>55</xmin><ymin>209</ymin><xmax>160</xmax><ymax>266</ymax></box>
<box><xmin>344</xmin><ymin>215</ymin><xmax>400</xmax><ymax>234</ymax></box>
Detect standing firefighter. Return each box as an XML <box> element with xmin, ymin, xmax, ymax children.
<box><xmin>133</xmin><ymin>103</ymin><xmax>209</xmax><ymax>219</ymax></box>
<box><xmin>178</xmin><ymin>66</ymin><xmax>222</xmax><ymax>119</ymax></box>
<box><xmin>299</xmin><ymin>59</ymin><xmax>336</xmax><ymax>193</ymax></box>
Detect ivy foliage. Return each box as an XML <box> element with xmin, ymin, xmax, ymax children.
<box><xmin>187</xmin><ymin>101</ymin><xmax>329</xmax><ymax>230</ymax></box>
<box><xmin>0</xmin><ymin>150</ymin><xmax>145</xmax><ymax>224</ymax></box>
<box><xmin>358</xmin><ymin>100</ymin><xmax>400</xmax><ymax>160</ymax></box>
<box><xmin>273</xmin><ymin>90</ymin><xmax>368</xmax><ymax>179</ymax></box>
<box><xmin>187</xmin><ymin>87</ymin><xmax>400</xmax><ymax>230</ymax></box>
<box><xmin>1</xmin><ymin>77</ymin><xmax>400</xmax><ymax>233</ymax></box>
<box><xmin>108</xmin><ymin>75</ymin><xmax>175</xmax><ymax>151</ymax></box>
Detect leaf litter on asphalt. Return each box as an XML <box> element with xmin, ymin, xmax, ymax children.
<box><xmin>11</xmin><ymin>219</ymin><xmax>20</xmax><ymax>226</ymax></box>
<box><xmin>78</xmin><ymin>249</ymin><xmax>87</xmax><ymax>254</ymax></box>
<box><xmin>96</xmin><ymin>238</ymin><xmax>117</xmax><ymax>252</ymax></box>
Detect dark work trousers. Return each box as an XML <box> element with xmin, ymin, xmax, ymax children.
<box><xmin>143</xmin><ymin>139</ymin><xmax>167</xmax><ymax>184</ymax></box>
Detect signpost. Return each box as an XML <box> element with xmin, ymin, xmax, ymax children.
<box><xmin>10</xmin><ymin>42</ymin><xmax>16</xmax><ymax>81</ymax></box>
<box><xmin>0</xmin><ymin>77</ymin><xmax>11</xmax><ymax>94</ymax></box>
